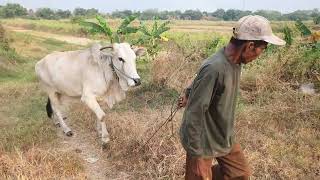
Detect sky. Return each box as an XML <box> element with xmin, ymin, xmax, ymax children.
<box><xmin>0</xmin><ymin>0</ymin><xmax>319</xmax><ymax>13</ymax></box>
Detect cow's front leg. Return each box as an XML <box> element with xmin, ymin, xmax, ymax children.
<box><xmin>81</xmin><ymin>95</ymin><xmax>110</xmax><ymax>148</ymax></box>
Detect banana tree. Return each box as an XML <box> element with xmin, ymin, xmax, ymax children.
<box><xmin>282</xmin><ymin>26</ymin><xmax>293</xmax><ymax>46</ymax></box>
<box><xmin>295</xmin><ymin>20</ymin><xmax>320</xmax><ymax>43</ymax></box>
<box><xmin>79</xmin><ymin>15</ymin><xmax>139</xmax><ymax>43</ymax></box>
<box><xmin>136</xmin><ymin>18</ymin><xmax>170</xmax><ymax>58</ymax></box>
<box><xmin>295</xmin><ymin>20</ymin><xmax>312</xmax><ymax>37</ymax></box>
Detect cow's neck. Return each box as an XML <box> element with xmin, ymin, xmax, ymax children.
<box><xmin>109</xmin><ymin>60</ymin><xmax>119</xmax><ymax>81</ymax></box>
<box><xmin>104</xmin><ymin>58</ymin><xmax>129</xmax><ymax>91</ymax></box>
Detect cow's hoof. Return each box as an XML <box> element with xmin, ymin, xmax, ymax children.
<box><xmin>102</xmin><ymin>142</ymin><xmax>109</xmax><ymax>150</ymax></box>
<box><xmin>66</xmin><ymin>131</ymin><xmax>73</xmax><ymax>137</ymax></box>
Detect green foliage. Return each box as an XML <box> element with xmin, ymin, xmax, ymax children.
<box><xmin>0</xmin><ymin>24</ymin><xmax>22</xmax><ymax>63</ymax></box>
<box><xmin>56</xmin><ymin>9</ymin><xmax>71</xmax><ymax>19</ymax></box>
<box><xmin>0</xmin><ymin>24</ymin><xmax>10</xmax><ymax>51</ymax></box>
<box><xmin>115</xmin><ymin>15</ymin><xmax>139</xmax><ymax>42</ymax></box>
<box><xmin>34</xmin><ymin>8</ymin><xmax>71</xmax><ymax>20</ymax></box>
<box><xmin>80</xmin><ymin>15</ymin><xmax>113</xmax><ymax>41</ymax></box>
<box><xmin>223</xmin><ymin>9</ymin><xmax>251</xmax><ymax>21</ymax></box>
<box><xmin>70</xmin><ymin>16</ymin><xmax>84</xmax><ymax>24</ymax></box>
<box><xmin>315</xmin><ymin>42</ymin><xmax>320</xmax><ymax>49</ymax></box>
<box><xmin>0</xmin><ymin>3</ymin><xmax>27</xmax><ymax>18</ymax></box>
<box><xmin>80</xmin><ymin>15</ymin><xmax>138</xmax><ymax>43</ymax></box>
<box><xmin>117</xmin><ymin>15</ymin><xmax>139</xmax><ymax>34</ymax></box>
<box><xmin>86</xmin><ymin>8</ymin><xmax>99</xmax><ymax>17</ymax></box>
<box><xmin>254</xmin><ymin>10</ymin><xmax>282</xmax><ymax>21</ymax></box>
<box><xmin>314</xmin><ymin>16</ymin><xmax>320</xmax><ymax>24</ymax></box>
<box><xmin>211</xmin><ymin>9</ymin><xmax>225</xmax><ymax>19</ymax></box>
<box><xmin>205</xmin><ymin>37</ymin><xmax>222</xmax><ymax>55</ymax></box>
<box><xmin>95</xmin><ymin>15</ymin><xmax>113</xmax><ymax>38</ymax></box>
<box><xmin>181</xmin><ymin>10</ymin><xmax>203</xmax><ymax>20</ymax></box>
<box><xmin>136</xmin><ymin>19</ymin><xmax>170</xmax><ymax>57</ymax></box>
<box><xmin>283</xmin><ymin>26</ymin><xmax>293</xmax><ymax>46</ymax></box>
<box><xmin>295</xmin><ymin>20</ymin><xmax>312</xmax><ymax>36</ymax></box>
<box><xmin>112</xmin><ymin>10</ymin><xmax>134</xmax><ymax>19</ymax></box>
<box><xmin>73</xmin><ymin>8</ymin><xmax>87</xmax><ymax>16</ymax></box>
<box><xmin>285</xmin><ymin>45</ymin><xmax>320</xmax><ymax>81</ymax></box>
<box><xmin>35</xmin><ymin>8</ymin><xmax>56</xmax><ymax>20</ymax></box>
<box><xmin>73</xmin><ymin>7</ymin><xmax>99</xmax><ymax>18</ymax></box>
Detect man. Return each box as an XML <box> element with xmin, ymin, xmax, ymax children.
<box><xmin>178</xmin><ymin>15</ymin><xmax>285</xmax><ymax>180</ymax></box>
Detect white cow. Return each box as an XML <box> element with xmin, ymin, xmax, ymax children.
<box><xmin>35</xmin><ymin>43</ymin><xmax>144</xmax><ymax>147</ymax></box>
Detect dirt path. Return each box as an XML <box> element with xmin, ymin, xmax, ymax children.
<box><xmin>5</xmin><ymin>25</ymin><xmax>97</xmax><ymax>46</ymax></box>
<box><xmin>56</xmin><ymin>119</ymin><xmax>126</xmax><ymax>180</ymax></box>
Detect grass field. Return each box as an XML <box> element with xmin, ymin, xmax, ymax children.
<box><xmin>0</xmin><ymin>19</ymin><xmax>319</xmax><ymax>179</ymax></box>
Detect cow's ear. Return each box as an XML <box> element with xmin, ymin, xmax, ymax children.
<box><xmin>133</xmin><ymin>47</ymin><xmax>145</xmax><ymax>57</ymax></box>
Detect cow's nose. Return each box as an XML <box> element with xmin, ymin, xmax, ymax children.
<box><xmin>133</xmin><ymin>78</ymin><xmax>141</xmax><ymax>86</ymax></box>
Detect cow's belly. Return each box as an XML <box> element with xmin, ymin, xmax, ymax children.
<box><xmin>48</xmin><ymin>60</ymin><xmax>84</xmax><ymax>96</ymax></box>
<box><xmin>52</xmin><ymin>75</ymin><xmax>82</xmax><ymax>96</ymax></box>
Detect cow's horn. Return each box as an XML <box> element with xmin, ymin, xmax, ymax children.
<box><xmin>100</xmin><ymin>46</ymin><xmax>113</xmax><ymax>51</ymax></box>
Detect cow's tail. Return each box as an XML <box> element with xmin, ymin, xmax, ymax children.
<box><xmin>46</xmin><ymin>97</ymin><xmax>53</xmax><ymax>118</ymax></box>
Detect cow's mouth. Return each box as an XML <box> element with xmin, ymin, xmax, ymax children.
<box><xmin>127</xmin><ymin>78</ymin><xmax>141</xmax><ymax>87</ymax></box>
<box><xmin>133</xmin><ymin>78</ymin><xmax>141</xmax><ymax>86</ymax></box>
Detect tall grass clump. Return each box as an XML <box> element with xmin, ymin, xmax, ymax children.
<box><xmin>0</xmin><ymin>24</ymin><xmax>22</xmax><ymax>64</ymax></box>
<box><xmin>151</xmin><ymin>34</ymin><xmax>228</xmax><ymax>91</ymax></box>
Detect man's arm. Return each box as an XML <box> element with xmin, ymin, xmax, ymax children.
<box><xmin>178</xmin><ymin>65</ymin><xmax>218</xmax><ymax>109</ymax></box>
<box><xmin>186</xmin><ymin>65</ymin><xmax>218</xmax><ymax>112</ymax></box>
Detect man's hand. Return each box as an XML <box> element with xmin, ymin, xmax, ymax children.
<box><xmin>178</xmin><ymin>95</ymin><xmax>188</xmax><ymax>108</ymax></box>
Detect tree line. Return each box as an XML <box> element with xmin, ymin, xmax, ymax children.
<box><xmin>0</xmin><ymin>3</ymin><xmax>319</xmax><ymax>23</ymax></box>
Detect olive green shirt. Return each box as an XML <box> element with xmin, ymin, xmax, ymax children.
<box><xmin>180</xmin><ymin>48</ymin><xmax>241</xmax><ymax>158</ymax></box>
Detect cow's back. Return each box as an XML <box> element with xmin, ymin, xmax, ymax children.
<box><xmin>35</xmin><ymin>49</ymin><xmax>92</xmax><ymax>96</ymax></box>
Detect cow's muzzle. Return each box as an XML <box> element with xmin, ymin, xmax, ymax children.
<box><xmin>133</xmin><ymin>78</ymin><xmax>141</xmax><ymax>86</ymax></box>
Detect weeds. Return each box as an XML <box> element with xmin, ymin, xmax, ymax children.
<box><xmin>0</xmin><ymin>19</ymin><xmax>319</xmax><ymax>179</ymax></box>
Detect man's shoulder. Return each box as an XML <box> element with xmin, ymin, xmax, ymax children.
<box><xmin>201</xmin><ymin>49</ymin><xmax>227</xmax><ymax>73</ymax></box>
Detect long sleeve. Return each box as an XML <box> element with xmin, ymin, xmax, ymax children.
<box><xmin>182</xmin><ymin>64</ymin><xmax>219</xmax><ymax>156</ymax></box>
<box><xmin>186</xmin><ymin>65</ymin><xmax>218</xmax><ymax>114</ymax></box>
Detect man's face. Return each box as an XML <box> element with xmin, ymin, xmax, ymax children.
<box><xmin>241</xmin><ymin>42</ymin><xmax>268</xmax><ymax>64</ymax></box>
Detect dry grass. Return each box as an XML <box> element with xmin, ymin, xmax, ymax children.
<box><xmin>151</xmin><ymin>41</ymin><xmax>213</xmax><ymax>91</ymax></box>
<box><xmin>238</xmin><ymin>74</ymin><xmax>320</xmax><ymax>179</ymax></box>
<box><xmin>148</xmin><ymin>41</ymin><xmax>320</xmax><ymax>179</ymax></box>
<box><xmin>52</xmin><ymin>81</ymin><xmax>184</xmax><ymax>179</ymax></box>
<box><xmin>106</xmin><ymin>108</ymin><xmax>185</xmax><ymax>179</ymax></box>
<box><xmin>1</xmin><ymin>19</ymin><xmax>319</xmax><ymax>179</ymax></box>
<box><xmin>235</xmin><ymin>46</ymin><xmax>320</xmax><ymax>179</ymax></box>
<box><xmin>69</xmin><ymin>102</ymin><xmax>186</xmax><ymax>179</ymax></box>
<box><xmin>0</xmin><ymin>147</ymin><xmax>85</xmax><ymax>179</ymax></box>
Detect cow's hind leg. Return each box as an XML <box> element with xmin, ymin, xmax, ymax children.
<box><xmin>49</xmin><ymin>92</ymin><xmax>73</xmax><ymax>136</ymax></box>
<box><xmin>46</xmin><ymin>97</ymin><xmax>60</xmax><ymax>126</ymax></box>
<box><xmin>81</xmin><ymin>95</ymin><xmax>110</xmax><ymax>148</ymax></box>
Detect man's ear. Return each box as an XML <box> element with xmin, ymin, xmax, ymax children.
<box><xmin>133</xmin><ymin>46</ymin><xmax>146</xmax><ymax>57</ymax></box>
<box><xmin>247</xmin><ymin>42</ymin><xmax>255</xmax><ymax>50</ymax></box>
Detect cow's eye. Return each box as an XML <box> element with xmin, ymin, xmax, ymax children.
<box><xmin>118</xmin><ymin>57</ymin><xmax>125</xmax><ymax>62</ymax></box>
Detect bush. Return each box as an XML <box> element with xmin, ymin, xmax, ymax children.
<box><xmin>0</xmin><ymin>24</ymin><xmax>10</xmax><ymax>51</ymax></box>
<box><xmin>313</xmin><ymin>16</ymin><xmax>320</xmax><ymax>25</ymax></box>
<box><xmin>283</xmin><ymin>26</ymin><xmax>293</xmax><ymax>46</ymax></box>
<box><xmin>0</xmin><ymin>24</ymin><xmax>23</xmax><ymax>64</ymax></box>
